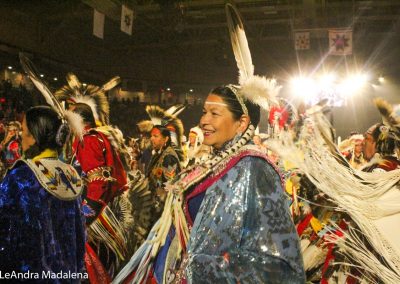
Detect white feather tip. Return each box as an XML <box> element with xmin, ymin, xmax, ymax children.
<box><xmin>64</xmin><ymin>110</ymin><xmax>85</xmax><ymax>139</ymax></box>
<box><xmin>240</xmin><ymin>76</ymin><xmax>280</xmax><ymax>110</ymax></box>
<box><xmin>73</xmin><ymin>96</ymin><xmax>99</xmax><ymax>122</ymax></box>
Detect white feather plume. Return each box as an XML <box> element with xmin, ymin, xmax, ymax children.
<box><xmin>165</xmin><ymin>104</ymin><xmax>186</xmax><ymax>117</ymax></box>
<box><xmin>66</xmin><ymin>73</ymin><xmax>82</xmax><ymax>97</ymax></box>
<box><xmin>240</xmin><ymin>76</ymin><xmax>280</xmax><ymax>110</ymax></box>
<box><xmin>20</xmin><ymin>53</ymin><xmax>65</xmax><ymax>116</ymax></box>
<box><xmin>225</xmin><ymin>3</ymin><xmax>254</xmax><ymax>84</ymax></box>
<box><xmin>101</xmin><ymin>76</ymin><xmax>121</xmax><ymax>92</ymax></box>
<box><xmin>73</xmin><ymin>96</ymin><xmax>100</xmax><ymax>122</ymax></box>
<box><xmin>225</xmin><ymin>4</ymin><xmax>279</xmax><ymax>111</ymax></box>
<box><xmin>19</xmin><ymin>53</ymin><xmax>85</xmax><ymax>141</ymax></box>
<box><xmin>64</xmin><ymin>110</ymin><xmax>84</xmax><ymax>139</ymax></box>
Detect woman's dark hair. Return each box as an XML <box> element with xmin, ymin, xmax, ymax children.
<box><xmin>152</xmin><ymin>125</ymin><xmax>171</xmax><ymax>147</ymax></box>
<box><xmin>72</xmin><ymin>103</ymin><xmax>96</xmax><ymax>128</ymax></box>
<box><xmin>209</xmin><ymin>86</ymin><xmax>260</xmax><ymax>127</ymax></box>
<box><xmin>25</xmin><ymin>106</ymin><xmax>68</xmax><ymax>153</ymax></box>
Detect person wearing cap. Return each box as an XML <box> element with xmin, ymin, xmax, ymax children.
<box><xmin>362</xmin><ymin>123</ymin><xmax>400</xmax><ymax>172</ymax></box>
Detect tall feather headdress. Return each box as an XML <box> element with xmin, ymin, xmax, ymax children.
<box><xmin>374</xmin><ymin>97</ymin><xmax>400</xmax><ymax>141</ymax></box>
<box><xmin>54</xmin><ymin>73</ymin><xmax>120</xmax><ymax>126</ymax></box>
<box><xmin>225</xmin><ymin>3</ymin><xmax>279</xmax><ymax>111</ymax></box>
<box><xmin>19</xmin><ymin>53</ymin><xmax>84</xmax><ymax>138</ymax></box>
<box><xmin>138</xmin><ymin>104</ymin><xmax>185</xmax><ymax>148</ymax></box>
<box><xmin>368</xmin><ymin>97</ymin><xmax>400</xmax><ymax>157</ymax></box>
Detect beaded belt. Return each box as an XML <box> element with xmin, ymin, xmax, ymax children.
<box><xmin>86</xmin><ymin>166</ymin><xmax>116</xmax><ymax>182</ymax></box>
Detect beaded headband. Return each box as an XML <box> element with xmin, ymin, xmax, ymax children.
<box><xmin>226</xmin><ymin>84</ymin><xmax>249</xmax><ymax>115</ymax></box>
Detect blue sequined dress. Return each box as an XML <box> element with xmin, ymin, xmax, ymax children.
<box><xmin>0</xmin><ymin>159</ymin><xmax>86</xmax><ymax>283</ymax></box>
<box><xmin>183</xmin><ymin>153</ymin><xmax>305</xmax><ymax>283</ymax></box>
<box><xmin>114</xmin><ymin>142</ymin><xmax>305</xmax><ymax>284</ymax></box>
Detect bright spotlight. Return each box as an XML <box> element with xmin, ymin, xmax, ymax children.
<box><xmin>40</xmin><ymin>74</ymin><xmax>44</xmax><ymax>78</ymax></box>
<box><xmin>319</xmin><ymin>73</ymin><xmax>336</xmax><ymax>87</ymax></box>
<box><xmin>290</xmin><ymin>76</ymin><xmax>317</xmax><ymax>102</ymax></box>
<box><xmin>7</xmin><ymin>66</ymin><xmax>12</xmax><ymax>70</ymax></box>
<box><xmin>166</xmin><ymin>87</ymin><xmax>171</xmax><ymax>91</ymax></box>
<box><xmin>378</xmin><ymin>76</ymin><xmax>385</xmax><ymax>83</ymax></box>
<box><xmin>351</xmin><ymin>73</ymin><xmax>368</xmax><ymax>89</ymax></box>
<box><xmin>189</xmin><ymin>89</ymin><xmax>193</xmax><ymax>92</ymax></box>
<box><xmin>338</xmin><ymin>73</ymin><xmax>368</xmax><ymax>96</ymax></box>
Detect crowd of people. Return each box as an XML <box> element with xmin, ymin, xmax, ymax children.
<box><xmin>1</xmin><ymin>5</ymin><xmax>400</xmax><ymax>284</ymax></box>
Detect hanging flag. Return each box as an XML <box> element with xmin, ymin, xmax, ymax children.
<box><xmin>329</xmin><ymin>29</ymin><xmax>352</xmax><ymax>55</ymax></box>
<box><xmin>121</xmin><ymin>5</ymin><xmax>134</xmax><ymax>35</ymax></box>
<box><xmin>294</xmin><ymin>31</ymin><xmax>310</xmax><ymax>50</ymax></box>
<box><xmin>93</xmin><ymin>9</ymin><xmax>105</xmax><ymax>39</ymax></box>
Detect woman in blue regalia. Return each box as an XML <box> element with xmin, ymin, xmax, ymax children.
<box><xmin>114</xmin><ymin>3</ymin><xmax>304</xmax><ymax>283</ymax></box>
<box><xmin>0</xmin><ymin>106</ymin><xmax>86</xmax><ymax>282</ymax></box>
<box><xmin>114</xmin><ymin>84</ymin><xmax>305</xmax><ymax>284</ymax></box>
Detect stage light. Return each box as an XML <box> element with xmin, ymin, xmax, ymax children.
<box><xmin>7</xmin><ymin>66</ymin><xmax>12</xmax><ymax>70</ymax></box>
<box><xmin>53</xmin><ymin>77</ymin><xmax>58</xmax><ymax>81</ymax></box>
<box><xmin>290</xmin><ymin>76</ymin><xmax>317</xmax><ymax>100</ymax></box>
<box><xmin>189</xmin><ymin>89</ymin><xmax>193</xmax><ymax>92</ymax></box>
<box><xmin>40</xmin><ymin>74</ymin><xmax>44</xmax><ymax>78</ymax></box>
<box><xmin>319</xmin><ymin>73</ymin><xmax>336</xmax><ymax>87</ymax></box>
<box><xmin>338</xmin><ymin>73</ymin><xmax>368</xmax><ymax>96</ymax></box>
<box><xmin>166</xmin><ymin>87</ymin><xmax>171</xmax><ymax>91</ymax></box>
<box><xmin>82</xmin><ymin>83</ymin><xmax>87</xmax><ymax>87</ymax></box>
<box><xmin>378</xmin><ymin>76</ymin><xmax>385</xmax><ymax>83</ymax></box>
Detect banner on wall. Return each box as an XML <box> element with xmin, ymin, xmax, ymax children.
<box><xmin>329</xmin><ymin>29</ymin><xmax>352</xmax><ymax>55</ymax></box>
<box><xmin>93</xmin><ymin>9</ymin><xmax>105</xmax><ymax>39</ymax></box>
<box><xmin>121</xmin><ymin>5</ymin><xmax>134</xmax><ymax>35</ymax></box>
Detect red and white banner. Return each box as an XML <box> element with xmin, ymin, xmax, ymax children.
<box><xmin>294</xmin><ymin>31</ymin><xmax>310</xmax><ymax>50</ymax></box>
<box><xmin>93</xmin><ymin>9</ymin><xmax>105</xmax><ymax>39</ymax></box>
<box><xmin>329</xmin><ymin>29</ymin><xmax>352</xmax><ymax>55</ymax></box>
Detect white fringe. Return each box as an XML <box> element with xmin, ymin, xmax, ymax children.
<box><xmin>266</xmin><ymin>110</ymin><xmax>400</xmax><ymax>281</ymax></box>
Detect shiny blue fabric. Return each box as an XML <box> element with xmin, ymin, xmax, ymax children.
<box><xmin>0</xmin><ymin>162</ymin><xmax>86</xmax><ymax>283</ymax></box>
<box><xmin>186</xmin><ymin>156</ymin><xmax>305</xmax><ymax>284</ymax></box>
<box><xmin>153</xmin><ymin>227</ymin><xmax>175</xmax><ymax>283</ymax></box>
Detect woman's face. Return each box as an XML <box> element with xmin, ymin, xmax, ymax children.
<box><xmin>150</xmin><ymin>128</ymin><xmax>168</xmax><ymax>151</ymax></box>
<box><xmin>21</xmin><ymin>116</ymin><xmax>36</xmax><ymax>152</ymax></box>
<box><xmin>200</xmin><ymin>94</ymin><xmax>242</xmax><ymax>149</ymax></box>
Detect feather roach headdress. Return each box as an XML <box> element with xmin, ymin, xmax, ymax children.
<box><xmin>356</xmin><ymin>97</ymin><xmax>400</xmax><ymax>157</ymax></box>
<box><xmin>19</xmin><ymin>53</ymin><xmax>84</xmax><ymax>139</ymax></box>
<box><xmin>54</xmin><ymin>73</ymin><xmax>120</xmax><ymax>126</ymax></box>
<box><xmin>225</xmin><ymin>3</ymin><xmax>279</xmax><ymax>113</ymax></box>
<box><xmin>138</xmin><ymin>104</ymin><xmax>185</xmax><ymax>148</ymax></box>
<box><xmin>373</xmin><ymin>97</ymin><xmax>400</xmax><ymax>142</ymax></box>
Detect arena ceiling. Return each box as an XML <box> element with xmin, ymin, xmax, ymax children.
<box><xmin>1</xmin><ymin>0</ymin><xmax>400</xmax><ymax>94</ymax></box>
